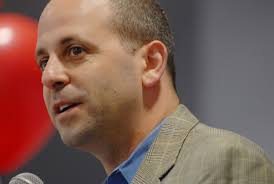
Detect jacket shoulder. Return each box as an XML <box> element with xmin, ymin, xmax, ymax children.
<box><xmin>185</xmin><ymin>123</ymin><xmax>271</xmax><ymax>159</ymax></box>
<box><xmin>185</xmin><ymin>123</ymin><xmax>268</xmax><ymax>154</ymax></box>
<box><xmin>163</xmin><ymin>123</ymin><xmax>274</xmax><ymax>184</ymax></box>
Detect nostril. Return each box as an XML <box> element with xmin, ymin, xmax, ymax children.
<box><xmin>53</xmin><ymin>81</ymin><xmax>65</xmax><ymax>90</ymax></box>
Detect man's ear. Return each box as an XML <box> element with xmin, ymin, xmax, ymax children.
<box><xmin>142</xmin><ymin>40</ymin><xmax>168</xmax><ymax>88</ymax></box>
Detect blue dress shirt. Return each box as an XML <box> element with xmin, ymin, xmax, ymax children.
<box><xmin>104</xmin><ymin>118</ymin><xmax>167</xmax><ymax>184</ymax></box>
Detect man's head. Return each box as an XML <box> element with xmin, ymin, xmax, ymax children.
<box><xmin>36</xmin><ymin>0</ymin><xmax>177</xmax><ymax>154</ymax></box>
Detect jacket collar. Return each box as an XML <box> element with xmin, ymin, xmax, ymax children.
<box><xmin>131</xmin><ymin>104</ymin><xmax>199</xmax><ymax>184</ymax></box>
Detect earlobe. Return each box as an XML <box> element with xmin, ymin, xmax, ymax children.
<box><xmin>142</xmin><ymin>72</ymin><xmax>159</xmax><ymax>88</ymax></box>
<box><xmin>142</xmin><ymin>41</ymin><xmax>168</xmax><ymax>88</ymax></box>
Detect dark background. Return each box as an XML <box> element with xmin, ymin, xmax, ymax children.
<box><xmin>1</xmin><ymin>0</ymin><xmax>274</xmax><ymax>183</ymax></box>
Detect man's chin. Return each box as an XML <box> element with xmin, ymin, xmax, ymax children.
<box><xmin>59</xmin><ymin>132</ymin><xmax>82</xmax><ymax>148</ymax></box>
<box><xmin>59</xmin><ymin>131</ymin><xmax>94</xmax><ymax>151</ymax></box>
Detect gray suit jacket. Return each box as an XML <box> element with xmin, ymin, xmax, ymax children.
<box><xmin>132</xmin><ymin>105</ymin><xmax>274</xmax><ymax>184</ymax></box>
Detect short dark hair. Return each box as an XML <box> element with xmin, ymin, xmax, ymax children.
<box><xmin>108</xmin><ymin>0</ymin><xmax>176</xmax><ymax>90</ymax></box>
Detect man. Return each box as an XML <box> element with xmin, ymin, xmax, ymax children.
<box><xmin>36</xmin><ymin>0</ymin><xmax>274</xmax><ymax>183</ymax></box>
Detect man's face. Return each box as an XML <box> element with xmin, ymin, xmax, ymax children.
<box><xmin>36</xmin><ymin>0</ymin><xmax>143</xmax><ymax>148</ymax></box>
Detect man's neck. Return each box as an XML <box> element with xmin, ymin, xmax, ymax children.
<box><xmin>97</xmin><ymin>81</ymin><xmax>179</xmax><ymax>174</ymax></box>
<box><xmin>102</xmin><ymin>102</ymin><xmax>179</xmax><ymax>175</ymax></box>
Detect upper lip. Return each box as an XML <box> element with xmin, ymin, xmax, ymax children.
<box><xmin>53</xmin><ymin>100</ymin><xmax>81</xmax><ymax>115</ymax></box>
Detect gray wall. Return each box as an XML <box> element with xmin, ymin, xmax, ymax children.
<box><xmin>1</xmin><ymin>0</ymin><xmax>273</xmax><ymax>183</ymax></box>
<box><xmin>191</xmin><ymin>0</ymin><xmax>274</xmax><ymax>158</ymax></box>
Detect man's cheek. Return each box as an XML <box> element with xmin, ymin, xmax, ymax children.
<box><xmin>42</xmin><ymin>90</ymin><xmax>51</xmax><ymax>114</ymax></box>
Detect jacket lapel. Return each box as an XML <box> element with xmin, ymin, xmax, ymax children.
<box><xmin>131</xmin><ymin>105</ymin><xmax>199</xmax><ymax>184</ymax></box>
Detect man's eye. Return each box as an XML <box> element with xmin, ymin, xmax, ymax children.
<box><xmin>68</xmin><ymin>46</ymin><xmax>85</xmax><ymax>57</ymax></box>
<box><xmin>39</xmin><ymin>58</ymin><xmax>48</xmax><ymax>71</ymax></box>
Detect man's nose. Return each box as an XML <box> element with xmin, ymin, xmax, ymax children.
<box><xmin>41</xmin><ymin>57</ymin><xmax>69</xmax><ymax>90</ymax></box>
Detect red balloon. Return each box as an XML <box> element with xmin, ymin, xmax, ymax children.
<box><xmin>0</xmin><ymin>13</ymin><xmax>53</xmax><ymax>174</ymax></box>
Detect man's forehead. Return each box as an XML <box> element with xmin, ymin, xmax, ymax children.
<box><xmin>40</xmin><ymin>0</ymin><xmax>110</xmax><ymax>22</ymax></box>
<box><xmin>45</xmin><ymin>0</ymin><xmax>109</xmax><ymax>10</ymax></box>
<box><xmin>38</xmin><ymin>0</ymin><xmax>111</xmax><ymax>35</ymax></box>
<box><xmin>36</xmin><ymin>0</ymin><xmax>114</xmax><ymax>55</ymax></box>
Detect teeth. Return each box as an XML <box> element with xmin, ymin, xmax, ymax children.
<box><xmin>59</xmin><ymin>104</ymin><xmax>73</xmax><ymax>113</ymax></box>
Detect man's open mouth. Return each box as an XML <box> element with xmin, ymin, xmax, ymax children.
<box><xmin>54</xmin><ymin>102</ymin><xmax>81</xmax><ymax>114</ymax></box>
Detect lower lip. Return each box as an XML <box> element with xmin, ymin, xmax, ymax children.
<box><xmin>56</xmin><ymin>104</ymin><xmax>82</xmax><ymax>122</ymax></box>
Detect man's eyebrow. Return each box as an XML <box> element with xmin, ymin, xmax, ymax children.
<box><xmin>60</xmin><ymin>36</ymin><xmax>75</xmax><ymax>45</ymax></box>
<box><xmin>35</xmin><ymin>36</ymin><xmax>99</xmax><ymax>60</ymax></box>
<box><xmin>35</xmin><ymin>48</ymin><xmax>46</xmax><ymax>60</ymax></box>
<box><xmin>35</xmin><ymin>36</ymin><xmax>78</xmax><ymax>59</ymax></box>
<box><xmin>60</xmin><ymin>36</ymin><xmax>99</xmax><ymax>52</ymax></box>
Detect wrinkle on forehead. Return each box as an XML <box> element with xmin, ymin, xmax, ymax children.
<box><xmin>79</xmin><ymin>0</ymin><xmax>109</xmax><ymax>14</ymax></box>
<box><xmin>40</xmin><ymin>0</ymin><xmax>109</xmax><ymax>23</ymax></box>
<box><xmin>38</xmin><ymin>0</ymin><xmax>110</xmax><ymax>35</ymax></box>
